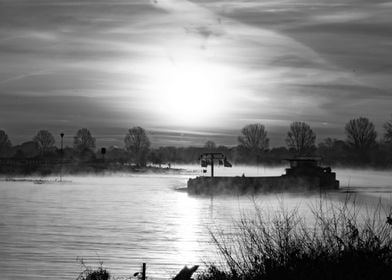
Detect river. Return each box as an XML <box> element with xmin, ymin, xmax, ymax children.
<box><xmin>0</xmin><ymin>165</ymin><xmax>391</xmax><ymax>280</ymax></box>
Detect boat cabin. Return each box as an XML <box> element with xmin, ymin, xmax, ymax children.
<box><xmin>285</xmin><ymin>157</ymin><xmax>329</xmax><ymax>176</ymax></box>
<box><xmin>283</xmin><ymin>157</ymin><xmax>338</xmax><ymax>188</ymax></box>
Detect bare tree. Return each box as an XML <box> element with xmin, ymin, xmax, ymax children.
<box><xmin>0</xmin><ymin>130</ymin><xmax>12</xmax><ymax>156</ymax></box>
<box><xmin>33</xmin><ymin>130</ymin><xmax>55</xmax><ymax>153</ymax></box>
<box><xmin>238</xmin><ymin>124</ymin><xmax>269</xmax><ymax>163</ymax></box>
<box><xmin>238</xmin><ymin>123</ymin><xmax>269</xmax><ymax>151</ymax></box>
<box><xmin>73</xmin><ymin>128</ymin><xmax>96</xmax><ymax>151</ymax></box>
<box><xmin>124</xmin><ymin>126</ymin><xmax>150</xmax><ymax>167</ymax></box>
<box><xmin>384</xmin><ymin>116</ymin><xmax>392</xmax><ymax>143</ymax></box>
<box><xmin>286</xmin><ymin>122</ymin><xmax>316</xmax><ymax>156</ymax></box>
<box><xmin>345</xmin><ymin>117</ymin><xmax>377</xmax><ymax>158</ymax></box>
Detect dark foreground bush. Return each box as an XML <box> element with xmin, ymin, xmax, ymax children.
<box><xmin>77</xmin><ymin>259</ymin><xmax>110</xmax><ymax>280</ymax></box>
<box><xmin>199</xmin><ymin>197</ymin><xmax>392</xmax><ymax>280</ymax></box>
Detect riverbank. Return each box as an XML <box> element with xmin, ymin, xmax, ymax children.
<box><xmin>0</xmin><ymin>162</ymin><xmax>186</xmax><ymax>177</ymax></box>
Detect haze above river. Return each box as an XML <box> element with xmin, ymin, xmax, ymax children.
<box><xmin>0</xmin><ymin>165</ymin><xmax>391</xmax><ymax>280</ymax></box>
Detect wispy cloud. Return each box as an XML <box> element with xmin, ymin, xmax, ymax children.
<box><xmin>1</xmin><ymin>0</ymin><xmax>391</xmax><ymax>146</ymax></box>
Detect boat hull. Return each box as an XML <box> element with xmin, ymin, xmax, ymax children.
<box><xmin>187</xmin><ymin>175</ymin><xmax>339</xmax><ymax>195</ymax></box>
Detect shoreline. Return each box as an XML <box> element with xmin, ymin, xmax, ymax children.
<box><xmin>0</xmin><ymin>165</ymin><xmax>188</xmax><ymax>178</ymax></box>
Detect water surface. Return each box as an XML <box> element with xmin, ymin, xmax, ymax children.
<box><xmin>0</xmin><ymin>166</ymin><xmax>390</xmax><ymax>279</ymax></box>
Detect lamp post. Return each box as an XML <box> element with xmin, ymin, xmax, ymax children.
<box><xmin>60</xmin><ymin>133</ymin><xmax>64</xmax><ymax>154</ymax></box>
<box><xmin>101</xmin><ymin>147</ymin><xmax>106</xmax><ymax>161</ymax></box>
<box><xmin>60</xmin><ymin>133</ymin><xmax>64</xmax><ymax>182</ymax></box>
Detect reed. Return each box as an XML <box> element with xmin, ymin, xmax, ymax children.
<box><xmin>199</xmin><ymin>196</ymin><xmax>392</xmax><ymax>280</ymax></box>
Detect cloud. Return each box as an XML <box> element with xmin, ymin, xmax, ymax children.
<box><xmin>1</xmin><ymin>0</ymin><xmax>391</xmax><ymax>147</ymax></box>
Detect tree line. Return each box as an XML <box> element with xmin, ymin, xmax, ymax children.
<box><xmin>234</xmin><ymin>116</ymin><xmax>392</xmax><ymax>167</ymax></box>
<box><xmin>0</xmin><ymin>116</ymin><xmax>392</xmax><ymax>168</ymax></box>
<box><xmin>0</xmin><ymin>127</ymin><xmax>151</xmax><ymax>168</ymax></box>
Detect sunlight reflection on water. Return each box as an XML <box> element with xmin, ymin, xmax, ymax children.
<box><xmin>0</xmin><ymin>166</ymin><xmax>391</xmax><ymax>280</ymax></box>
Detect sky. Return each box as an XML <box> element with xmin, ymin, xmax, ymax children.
<box><xmin>0</xmin><ymin>0</ymin><xmax>391</xmax><ymax>148</ymax></box>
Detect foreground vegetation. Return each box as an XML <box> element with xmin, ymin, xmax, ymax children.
<box><xmin>77</xmin><ymin>259</ymin><xmax>110</xmax><ymax>280</ymax></box>
<box><xmin>198</xmin><ymin>198</ymin><xmax>392</xmax><ymax>280</ymax></box>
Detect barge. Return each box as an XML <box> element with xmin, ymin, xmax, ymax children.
<box><xmin>187</xmin><ymin>156</ymin><xmax>339</xmax><ymax>195</ymax></box>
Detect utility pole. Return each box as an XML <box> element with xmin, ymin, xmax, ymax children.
<box><xmin>60</xmin><ymin>133</ymin><xmax>64</xmax><ymax>182</ymax></box>
<box><xmin>60</xmin><ymin>133</ymin><xmax>64</xmax><ymax>153</ymax></box>
<box><xmin>101</xmin><ymin>147</ymin><xmax>106</xmax><ymax>161</ymax></box>
<box><xmin>142</xmin><ymin>263</ymin><xmax>146</xmax><ymax>280</ymax></box>
<box><xmin>210</xmin><ymin>153</ymin><xmax>214</xmax><ymax>178</ymax></box>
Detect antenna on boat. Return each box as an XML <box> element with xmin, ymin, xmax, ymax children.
<box><xmin>199</xmin><ymin>152</ymin><xmax>232</xmax><ymax>177</ymax></box>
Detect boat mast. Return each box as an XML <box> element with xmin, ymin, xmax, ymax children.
<box><xmin>199</xmin><ymin>152</ymin><xmax>232</xmax><ymax>178</ymax></box>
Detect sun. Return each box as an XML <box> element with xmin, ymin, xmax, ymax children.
<box><xmin>149</xmin><ymin>59</ymin><xmax>232</xmax><ymax>126</ymax></box>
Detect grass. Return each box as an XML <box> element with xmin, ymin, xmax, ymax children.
<box><xmin>198</xmin><ymin>196</ymin><xmax>392</xmax><ymax>280</ymax></box>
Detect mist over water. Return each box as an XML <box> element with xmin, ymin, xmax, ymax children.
<box><xmin>0</xmin><ymin>166</ymin><xmax>391</xmax><ymax>280</ymax></box>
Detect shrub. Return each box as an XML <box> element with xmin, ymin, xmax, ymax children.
<box><xmin>199</xmin><ymin>197</ymin><xmax>392</xmax><ymax>280</ymax></box>
<box><xmin>77</xmin><ymin>259</ymin><xmax>110</xmax><ymax>280</ymax></box>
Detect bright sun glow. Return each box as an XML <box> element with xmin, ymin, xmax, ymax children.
<box><xmin>149</xmin><ymin>59</ymin><xmax>233</xmax><ymax>126</ymax></box>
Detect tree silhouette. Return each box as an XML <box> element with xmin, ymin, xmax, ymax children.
<box><xmin>204</xmin><ymin>140</ymin><xmax>216</xmax><ymax>150</ymax></box>
<box><xmin>33</xmin><ymin>130</ymin><xmax>55</xmax><ymax>153</ymax></box>
<box><xmin>286</xmin><ymin>122</ymin><xmax>316</xmax><ymax>156</ymax></box>
<box><xmin>384</xmin><ymin>116</ymin><xmax>392</xmax><ymax>143</ymax></box>
<box><xmin>73</xmin><ymin>128</ymin><xmax>96</xmax><ymax>152</ymax></box>
<box><xmin>124</xmin><ymin>126</ymin><xmax>150</xmax><ymax>167</ymax></box>
<box><xmin>0</xmin><ymin>130</ymin><xmax>12</xmax><ymax>156</ymax></box>
<box><xmin>318</xmin><ymin>138</ymin><xmax>347</xmax><ymax>164</ymax></box>
<box><xmin>148</xmin><ymin>151</ymin><xmax>164</xmax><ymax>167</ymax></box>
<box><xmin>238</xmin><ymin>123</ymin><xmax>269</xmax><ymax>162</ymax></box>
<box><xmin>345</xmin><ymin>117</ymin><xmax>377</xmax><ymax>161</ymax></box>
<box><xmin>238</xmin><ymin>124</ymin><xmax>269</xmax><ymax>151</ymax></box>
